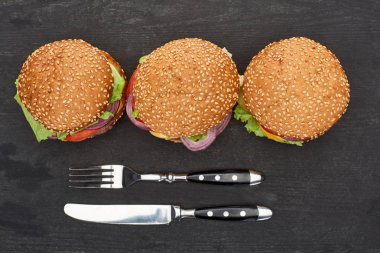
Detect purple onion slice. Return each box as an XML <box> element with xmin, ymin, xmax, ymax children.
<box><xmin>86</xmin><ymin>101</ymin><xmax>120</xmax><ymax>130</ymax></box>
<box><xmin>215</xmin><ymin>112</ymin><xmax>232</xmax><ymax>136</ymax></box>
<box><xmin>180</xmin><ymin>127</ymin><xmax>217</xmax><ymax>151</ymax></box>
<box><xmin>126</xmin><ymin>92</ymin><xmax>150</xmax><ymax>131</ymax></box>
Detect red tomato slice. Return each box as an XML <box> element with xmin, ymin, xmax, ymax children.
<box><xmin>65</xmin><ymin>129</ymin><xmax>99</xmax><ymax>142</ymax></box>
<box><xmin>126</xmin><ymin>66</ymin><xmax>146</xmax><ymax>124</ymax></box>
<box><xmin>126</xmin><ymin>66</ymin><xmax>139</xmax><ymax>98</ymax></box>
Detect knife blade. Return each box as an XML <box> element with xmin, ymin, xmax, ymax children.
<box><xmin>64</xmin><ymin>203</ymin><xmax>272</xmax><ymax>225</ymax></box>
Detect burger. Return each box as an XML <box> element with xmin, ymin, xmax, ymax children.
<box><xmin>14</xmin><ymin>39</ymin><xmax>126</xmax><ymax>142</ymax></box>
<box><xmin>126</xmin><ymin>38</ymin><xmax>239</xmax><ymax>151</ymax></box>
<box><xmin>235</xmin><ymin>37</ymin><xmax>350</xmax><ymax>146</ymax></box>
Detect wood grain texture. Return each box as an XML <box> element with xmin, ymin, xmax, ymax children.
<box><xmin>0</xmin><ymin>0</ymin><xmax>379</xmax><ymax>252</ymax></box>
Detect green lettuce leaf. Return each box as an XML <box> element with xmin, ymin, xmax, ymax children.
<box><xmin>188</xmin><ymin>133</ymin><xmax>208</xmax><ymax>142</ymax></box>
<box><xmin>222</xmin><ymin>47</ymin><xmax>232</xmax><ymax>58</ymax></box>
<box><xmin>234</xmin><ymin>104</ymin><xmax>303</xmax><ymax>146</ymax></box>
<box><xmin>57</xmin><ymin>132</ymin><xmax>69</xmax><ymax>141</ymax></box>
<box><xmin>234</xmin><ymin>104</ymin><xmax>265</xmax><ymax>137</ymax></box>
<box><xmin>109</xmin><ymin>64</ymin><xmax>126</xmax><ymax>103</ymax></box>
<box><xmin>139</xmin><ymin>55</ymin><xmax>148</xmax><ymax>64</ymax></box>
<box><xmin>131</xmin><ymin>110</ymin><xmax>139</xmax><ymax>118</ymax></box>
<box><xmin>283</xmin><ymin>140</ymin><xmax>303</xmax><ymax>146</ymax></box>
<box><xmin>239</xmin><ymin>75</ymin><xmax>244</xmax><ymax>87</ymax></box>
<box><xmin>99</xmin><ymin>111</ymin><xmax>114</xmax><ymax>120</ymax></box>
<box><xmin>14</xmin><ymin>80</ymin><xmax>55</xmax><ymax>142</ymax></box>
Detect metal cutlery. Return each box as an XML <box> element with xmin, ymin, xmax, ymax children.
<box><xmin>64</xmin><ymin>203</ymin><xmax>273</xmax><ymax>225</ymax></box>
<box><xmin>68</xmin><ymin>165</ymin><xmax>263</xmax><ymax>188</ymax></box>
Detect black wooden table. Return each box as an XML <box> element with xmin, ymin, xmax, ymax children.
<box><xmin>0</xmin><ymin>1</ymin><xmax>379</xmax><ymax>252</ymax></box>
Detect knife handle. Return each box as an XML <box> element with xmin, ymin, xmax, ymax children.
<box><xmin>191</xmin><ymin>206</ymin><xmax>272</xmax><ymax>221</ymax></box>
<box><xmin>186</xmin><ymin>169</ymin><xmax>262</xmax><ymax>186</ymax></box>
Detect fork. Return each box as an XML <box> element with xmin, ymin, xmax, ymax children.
<box><xmin>68</xmin><ymin>165</ymin><xmax>263</xmax><ymax>188</ymax></box>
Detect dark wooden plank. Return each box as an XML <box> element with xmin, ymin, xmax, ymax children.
<box><xmin>0</xmin><ymin>0</ymin><xmax>379</xmax><ymax>252</ymax></box>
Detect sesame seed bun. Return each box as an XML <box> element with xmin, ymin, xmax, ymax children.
<box><xmin>243</xmin><ymin>37</ymin><xmax>350</xmax><ymax>141</ymax></box>
<box><xmin>17</xmin><ymin>39</ymin><xmax>126</xmax><ymax>133</ymax></box>
<box><xmin>82</xmin><ymin>50</ymin><xmax>127</xmax><ymax>138</ymax></box>
<box><xmin>134</xmin><ymin>38</ymin><xmax>239</xmax><ymax>138</ymax></box>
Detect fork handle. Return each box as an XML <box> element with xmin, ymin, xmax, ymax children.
<box><xmin>139</xmin><ymin>173</ymin><xmax>187</xmax><ymax>182</ymax></box>
<box><xmin>139</xmin><ymin>169</ymin><xmax>263</xmax><ymax>186</ymax></box>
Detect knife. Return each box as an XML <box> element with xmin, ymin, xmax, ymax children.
<box><xmin>64</xmin><ymin>204</ymin><xmax>273</xmax><ymax>225</ymax></box>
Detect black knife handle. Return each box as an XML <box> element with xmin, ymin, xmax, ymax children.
<box><xmin>194</xmin><ymin>206</ymin><xmax>269</xmax><ymax>221</ymax></box>
<box><xmin>186</xmin><ymin>169</ymin><xmax>261</xmax><ymax>185</ymax></box>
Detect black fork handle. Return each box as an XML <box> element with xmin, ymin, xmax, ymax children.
<box><xmin>137</xmin><ymin>169</ymin><xmax>263</xmax><ymax>186</ymax></box>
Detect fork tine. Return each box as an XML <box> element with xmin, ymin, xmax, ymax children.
<box><xmin>69</xmin><ymin>166</ymin><xmax>113</xmax><ymax>172</ymax></box>
<box><xmin>68</xmin><ymin>178</ymin><xmax>114</xmax><ymax>188</ymax></box>
<box><xmin>69</xmin><ymin>178</ymin><xmax>113</xmax><ymax>183</ymax></box>
<box><xmin>68</xmin><ymin>183</ymin><xmax>111</xmax><ymax>189</ymax></box>
<box><xmin>68</xmin><ymin>184</ymin><xmax>101</xmax><ymax>188</ymax></box>
<box><xmin>69</xmin><ymin>172</ymin><xmax>111</xmax><ymax>177</ymax></box>
<box><xmin>69</xmin><ymin>170</ymin><xmax>113</xmax><ymax>179</ymax></box>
